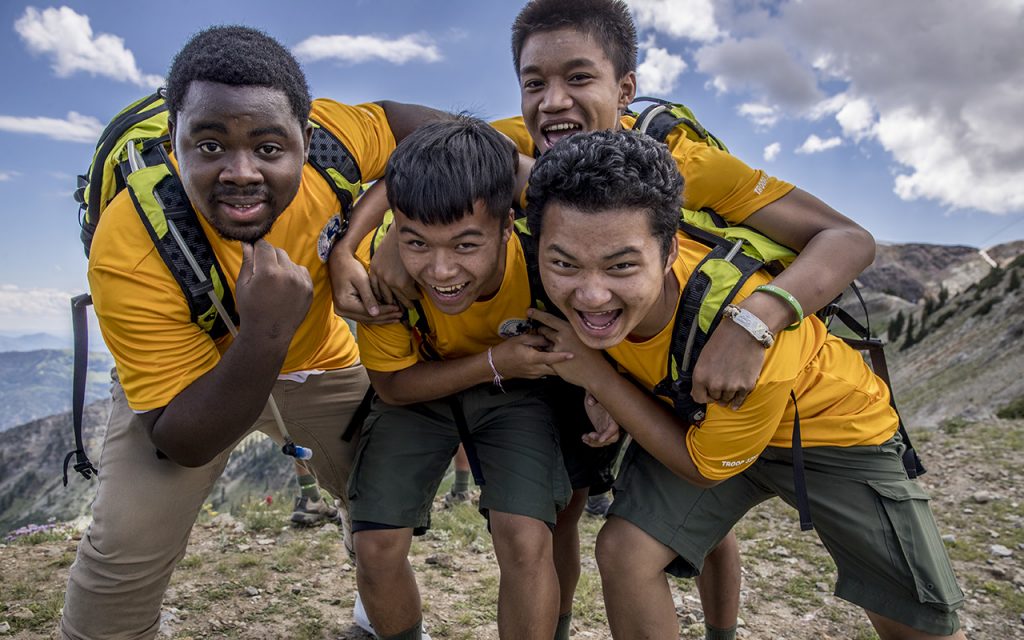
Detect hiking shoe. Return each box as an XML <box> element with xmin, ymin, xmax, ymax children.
<box><xmin>443</xmin><ymin>490</ymin><xmax>473</xmax><ymax>509</ymax></box>
<box><xmin>584</xmin><ymin>493</ymin><xmax>612</xmax><ymax>517</ymax></box>
<box><xmin>339</xmin><ymin>503</ymin><xmax>355</xmax><ymax>562</ymax></box>
<box><xmin>353</xmin><ymin>593</ymin><xmax>432</xmax><ymax>639</ymax></box>
<box><xmin>290</xmin><ymin>496</ymin><xmax>339</xmax><ymax>526</ymax></box>
<box><xmin>353</xmin><ymin>592</ymin><xmax>375</xmax><ymax>636</ymax></box>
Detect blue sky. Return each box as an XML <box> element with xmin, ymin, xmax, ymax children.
<box><xmin>1</xmin><ymin>0</ymin><xmax>1022</xmax><ymax>337</ymax></box>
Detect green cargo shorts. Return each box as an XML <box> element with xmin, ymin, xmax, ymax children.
<box><xmin>348</xmin><ymin>383</ymin><xmax>571</xmax><ymax>531</ymax></box>
<box><xmin>608</xmin><ymin>435</ymin><xmax>964</xmax><ymax>636</ymax></box>
<box><xmin>543</xmin><ymin>378</ymin><xmax>622</xmax><ymax>493</ymax></box>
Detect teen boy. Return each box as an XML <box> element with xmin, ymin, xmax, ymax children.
<box><xmin>349</xmin><ymin>117</ymin><xmax>577</xmax><ymax>640</ymax></box>
<box><xmin>337</xmin><ymin>3</ymin><xmax>877</xmax><ymax>633</ymax></box>
<box><xmin>62</xmin><ymin>26</ymin><xmax>442</xmax><ymax>639</ymax></box>
<box><xmin>527</xmin><ymin>129</ymin><xmax>966</xmax><ymax>640</ymax></box>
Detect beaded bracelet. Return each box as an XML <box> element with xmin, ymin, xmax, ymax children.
<box><xmin>754</xmin><ymin>284</ymin><xmax>803</xmax><ymax>331</ymax></box>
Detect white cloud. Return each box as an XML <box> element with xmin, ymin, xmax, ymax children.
<box><xmin>0</xmin><ymin>112</ymin><xmax>103</xmax><ymax>143</ymax></box>
<box><xmin>14</xmin><ymin>6</ymin><xmax>163</xmax><ymax>88</ymax></box>
<box><xmin>628</xmin><ymin>0</ymin><xmax>723</xmax><ymax>42</ymax></box>
<box><xmin>293</xmin><ymin>33</ymin><xmax>441</xmax><ymax>65</ymax></box>
<box><xmin>694</xmin><ymin>37</ymin><xmax>821</xmax><ymax>110</ymax></box>
<box><xmin>796</xmin><ymin>134</ymin><xmax>842</xmax><ymax>154</ymax></box>
<box><xmin>763</xmin><ymin>142</ymin><xmax>781</xmax><ymax>162</ymax></box>
<box><xmin>835</xmin><ymin>98</ymin><xmax>874</xmax><ymax>141</ymax></box>
<box><xmin>636</xmin><ymin>46</ymin><xmax>687</xmax><ymax>95</ymax></box>
<box><xmin>683</xmin><ymin>0</ymin><xmax>1024</xmax><ymax>215</ymax></box>
<box><xmin>0</xmin><ymin>171</ymin><xmax>19</xmax><ymax>182</ymax></box>
<box><xmin>738</xmin><ymin>102</ymin><xmax>779</xmax><ymax>128</ymax></box>
<box><xmin>0</xmin><ymin>284</ymin><xmax>79</xmax><ymax>335</ymax></box>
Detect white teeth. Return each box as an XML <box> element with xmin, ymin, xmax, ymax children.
<box><xmin>544</xmin><ymin>123</ymin><xmax>580</xmax><ymax>132</ymax></box>
<box><xmin>433</xmin><ymin>283</ymin><xmax>467</xmax><ymax>296</ymax></box>
<box><xmin>579</xmin><ymin>310</ymin><xmax>619</xmax><ymax>330</ymax></box>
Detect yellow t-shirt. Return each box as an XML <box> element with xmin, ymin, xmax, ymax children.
<box><xmin>606</xmin><ymin>232</ymin><xmax>898</xmax><ymax>481</ymax></box>
<box><xmin>355</xmin><ymin>232</ymin><xmax>535</xmax><ymax>372</ymax></box>
<box><xmin>491</xmin><ymin>114</ymin><xmax>794</xmax><ymax>223</ymax></box>
<box><xmin>89</xmin><ymin>100</ymin><xmax>396</xmax><ymax>411</ymax></box>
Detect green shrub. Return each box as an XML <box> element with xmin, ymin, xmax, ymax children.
<box><xmin>975</xmin><ymin>267</ymin><xmax>1004</xmax><ymax>294</ymax></box>
<box><xmin>973</xmin><ymin>298</ymin><xmax>997</xmax><ymax>317</ymax></box>
<box><xmin>996</xmin><ymin>395</ymin><xmax>1024</xmax><ymax>420</ymax></box>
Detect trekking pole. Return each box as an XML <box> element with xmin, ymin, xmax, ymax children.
<box><xmin>165</xmin><ymin>220</ymin><xmax>312</xmax><ymax>461</ymax></box>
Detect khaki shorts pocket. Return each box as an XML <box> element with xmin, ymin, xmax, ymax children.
<box><xmin>868</xmin><ymin>479</ymin><xmax>964</xmax><ymax>611</ymax></box>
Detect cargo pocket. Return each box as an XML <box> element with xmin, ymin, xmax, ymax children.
<box><xmin>345</xmin><ymin>411</ymin><xmax>380</xmax><ymax>502</ymax></box>
<box><xmin>867</xmin><ymin>479</ymin><xmax>964</xmax><ymax>611</ymax></box>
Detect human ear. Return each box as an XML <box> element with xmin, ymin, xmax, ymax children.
<box><xmin>663</xmin><ymin>234</ymin><xmax>678</xmax><ymax>275</ymax></box>
<box><xmin>618</xmin><ymin>71</ymin><xmax>637</xmax><ymax>113</ymax></box>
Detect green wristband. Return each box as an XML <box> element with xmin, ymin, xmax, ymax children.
<box><xmin>754</xmin><ymin>284</ymin><xmax>803</xmax><ymax>330</ymax></box>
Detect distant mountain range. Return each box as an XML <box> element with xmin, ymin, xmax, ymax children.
<box><xmin>0</xmin><ymin>349</ymin><xmax>114</xmax><ymax>432</ymax></box>
<box><xmin>0</xmin><ymin>333</ymin><xmax>69</xmax><ymax>352</ymax></box>
<box><xmin>0</xmin><ymin>239</ymin><xmax>1021</xmax><ymax>534</ymax></box>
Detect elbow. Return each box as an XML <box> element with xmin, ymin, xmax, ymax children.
<box><xmin>373</xmin><ymin>389</ymin><xmax>403</xmax><ymax>405</ymax></box>
<box><xmin>846</xmin><ymin>225</ymin><xmax>876</xmax><ymax>271</ymax></box>
<box><xmin>150</xmin><ymin>425</ymin><xmax>216</xmax><ymax>468</ymax></box>
<box><xmin>369</xmin><ymin>384</ymin><xmax>408</xmax><ymax>406</ymax></box>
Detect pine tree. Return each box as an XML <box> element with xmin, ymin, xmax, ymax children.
<box><xmin>901</xmin><ymin>315</ymin><xmax>917</xmax><ymax>351</ymax></box>
<box><xmin>1009</xmin><ymin>269</ymin><xmax>1021</xmax><ymax>292</ymax></box>
<box><xmin>888</xmin><ymin>310</ymin><xmax>905</xmax><ymax>342</ymax></box>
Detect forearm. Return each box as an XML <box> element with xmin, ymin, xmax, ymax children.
<box><xmin>149</xmin><ymin>330</ymin><xmax>291</xmax><ymax>467</ymax></box>
<box><xmin>742</xmin><ymin>188</ymin><xmax>875</xmax><ymax>332</ymax></box>
<box><xmin>370</xmin><ymin>353</ymin><xmax>496</xmax><ymax>405</ymax></box>
<box><xmin>583</xmin><ymin>365</ymin><xmax>715</xmax><ymax>487</ymax></box>
<box><xmin>376</xmin><ymin>100</ymin><xmax>450</xmax><ymax>142</ymax></box>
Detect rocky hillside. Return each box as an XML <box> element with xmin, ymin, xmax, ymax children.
<box><xmin>2</xmin><ymin>418</ymin><xmax>1021</xmax><ymax>639</ymax></box>
<box><xmin>844</xmin><ymin>240</ymin><xmax>1024</xmax><ymax>427</ymax></box>
<box><xmin>0</xmin><ymin>401</ymin><xmax>294</xmax><ymax>534</ymax></box>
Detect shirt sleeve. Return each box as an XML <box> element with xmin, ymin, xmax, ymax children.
<box><xmin>356</xmin><ymin>321</ymin><xmax>420</xmax><ymax>373</ymax></box>
<box><xmin>89</xmin><ymin>257</ymin><xmax>221</xmax><ymax>412</ymax></box>
<box><xmin>685</xmin><ymin>378</ymin><xmax>794</xmax><ymax>481</ymax></box>
<box><xmin>684</xmin><ymin>325</ymin><xmax>807</xmax><ymax>481</ymax></box>
<box><xmin>352</xmin><ymin>226</ymin><xmax>420</xmax><ymax>373</ymax></box>
<box><xmin>665</xmin><ymin>132</ymin><xmax>795</xmax><ymax>224</ymax></box>
<box><xmin>490</xmin><ymin>116</ymin><xmax>536</xmax><ymax>156</ymax></box>
<box><xmin>310</xmin><ymin>100</ymin><xmax>397</xmax><ymax>183</ymax></box>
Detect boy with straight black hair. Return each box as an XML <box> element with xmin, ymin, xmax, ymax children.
<box><xmin>527</xmin><ymin>129</ymin><xmax>966</xmax><ymax>640</ymax></box>
<box><xmin>350</xmin><ymin>116</ymin><xmax>589</xmax><ymax>640</ymax></box>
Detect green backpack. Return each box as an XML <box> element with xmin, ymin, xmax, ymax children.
<box><xmin>66</xmin><ymin>89</ymin><xmax>363</xmax><ymax>485</ymax></box>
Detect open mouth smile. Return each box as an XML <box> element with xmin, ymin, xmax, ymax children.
<box><xmin>431</xmin><ymin>282</ymin><xmax>469</xmax><ymax>299</ymax></box>
<box><xmin>541</xmin><ymin>122</ymin><xmax>583</xmax><ymax>149</ymax></box>
<box><xmin>576</xmin><ymin>309</ymin><xmax>621</xmax><ymax>332</ymax></box>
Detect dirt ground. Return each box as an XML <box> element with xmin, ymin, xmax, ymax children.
<box><xmin>2</xmin><ymin>419</ymin><xmax>1022</xmax><ymax>639</ymax></box>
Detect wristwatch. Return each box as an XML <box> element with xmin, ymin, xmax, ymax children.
<box><xmin>722</xmin><ymin>304</ymin><xmax>775</xmax><ymax>348</ymax></box>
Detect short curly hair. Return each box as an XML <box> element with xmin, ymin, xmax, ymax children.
<box><xmin>165</xmin><ymin>25</ymin><xmax>311</xmax><ymax>126</ymax></box>
<box><xmin>386</xmin><ymin>115</ymin><xmax>518</xmax><ymax>225</ymax></box>
<box><xmin>511</xmin><ymin>0</ymin><xmax>637</xmax><ymax>79</ymax></box>
<box><xmin>526</xmin><ymin>130</ymin><xmax>681</xmax><ymax>259</ymax></box>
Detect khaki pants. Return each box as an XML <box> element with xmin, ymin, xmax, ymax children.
<box><xmin>60</xmin><ymin>365</ymin><xmax>369</xmax><ymax>640</ymax></box>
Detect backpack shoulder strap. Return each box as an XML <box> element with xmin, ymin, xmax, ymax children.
<box><xmin>124</xmin><ymin>141</ymin><xmax>238</xmax><ymax>338</ymax></box>
<box><xmin>306</xmin><ymin>118</ymin><xmax>363</xmax><ymax>228</ymax></box>
<box><xmin>649</xmin><ymin>231</ymin><xmax>764</xmax><ymax>423</ymax></box>
<box><xmin>631</xmin><ymin>96</ymin><xmax>728</xmax><ymax>152</ymax></box>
